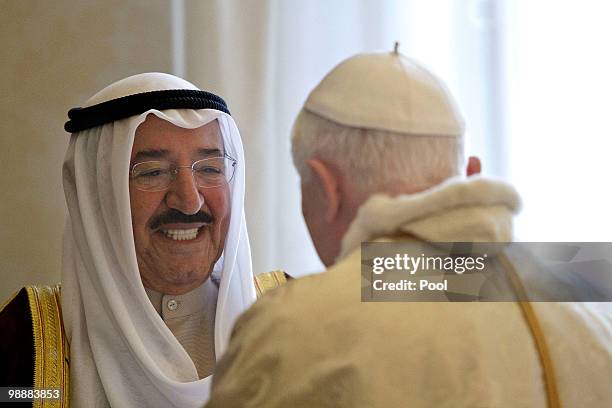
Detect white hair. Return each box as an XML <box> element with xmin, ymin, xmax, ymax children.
<box><xmin>291</xmin><ymin>109</ymin><xmax>464</xmax><ymax>194</ymax></box>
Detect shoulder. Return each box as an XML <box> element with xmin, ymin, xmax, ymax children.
<box><xmin>210</xmin><ymin>269</ymin><xmax>347</xmax><ymax>407</ymax></box>
<box><xmin>0</xmin><ymin>284</ymin><xmax>67</xmax><ymax>391</ymax></box>
<box><xmin>0</xmin><ymin>288</ymin><xmax>35</xmax><ymax>386</ymax></box>
<box><xmin>217</xmin><ymin>252</ymin><xmax>365</xmax><ymax>374</ymax></box>
<box><xmin>233</xmin><ymin>250</ymin><xmax>371</xmax><ymax>337</ymax></box>
<box><xmin>236</xmin><ymin>264</ymin><xmax>344</xmax><ymax>331</ymax></box>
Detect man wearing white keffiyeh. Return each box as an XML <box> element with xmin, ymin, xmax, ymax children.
<box><xmin>62</xmin><ymin>73</ymin><xmax>257</xmax><ymax>407</ymax></box>
<box><xmin>0</xmin><ymin>72</ymin><xmax>273</xmax><ymax>407</ymax></box>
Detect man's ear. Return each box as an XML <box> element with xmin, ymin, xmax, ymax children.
<box><xmin>306</xmin><ymin>158</ymin><xmax>340</xmax><ymax>222</ymax></box>
<box><xmin>466</xmin><ymin>156</ymin><xmax>482</xmax><ymax>176</ymax></box>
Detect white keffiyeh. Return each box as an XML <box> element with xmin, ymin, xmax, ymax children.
<box><xmin>61</xmin><ymin>73</ymin><xmax>256</xmax><ymax>407</ymax></box>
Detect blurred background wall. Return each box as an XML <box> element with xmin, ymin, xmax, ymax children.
<box><xmin>0</xmin><ymin>0</ymin><xmax>172</xmax><ymax>300</ymax></box>
<box><xmin>2</xmin><ymin>0</ymin><xmax>611</xmax><ymax>301</ymax></box>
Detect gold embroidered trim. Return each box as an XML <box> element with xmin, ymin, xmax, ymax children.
<box><xmin>498</xmin><ymin>254</ymin><xmax>561</xmax><ymax>408</ymax></box>
<box><xmin>254</xmin><ymin>271</ymin><xmax>288</xmax><ymax>298</ymax></box>
<box><xmin>26</xmin><ymin>285</ymin><xmax>70</xmax><ymax>407</ymax></box>
<box><xmin>54</xmin><ymin>285</ymin><xmax>70</xmax><ymax>407</ymax></box>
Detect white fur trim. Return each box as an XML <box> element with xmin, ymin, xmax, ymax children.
<box><xmin>339</xmin><ymin>176</ymin><xmax>521</xmax><ymax>259</ymax></box>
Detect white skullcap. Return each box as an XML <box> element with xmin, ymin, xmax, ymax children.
<box><xmin>304</xmin><ymin>50</ymin><xmax>465</xmax><ymax>136</ymax></box>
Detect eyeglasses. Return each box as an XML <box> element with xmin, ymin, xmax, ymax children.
<box><xmin>130</xmin><ymin>154</ymin><xmax>237</xmax><ymax>191</ymax></box>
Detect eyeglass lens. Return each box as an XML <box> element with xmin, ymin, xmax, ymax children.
<box><xmin>130</xmin><ymin>157</ymin><xmax>236</xmax><ymax>191</ymax></box>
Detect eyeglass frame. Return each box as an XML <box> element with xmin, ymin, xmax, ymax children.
<box><xmin>129</xmin><ymin>153</ymin><xmax>238</xmax><ymax>192</ymax></box>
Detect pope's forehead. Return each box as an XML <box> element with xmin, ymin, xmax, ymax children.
<box><xmin>131</xmin><ymin>114</ymin><xmax>223</xmax><ymax>153</ymax></box>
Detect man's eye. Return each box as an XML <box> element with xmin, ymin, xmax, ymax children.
<box><xmin>196</xmin><ymin>166</ymin><xmax>222</xmax><ymax>175</ymax></box>
<box><xmin>138</xmin><ymin>169</ymin><xmax>167</xmax><ymax>178</ymax></box>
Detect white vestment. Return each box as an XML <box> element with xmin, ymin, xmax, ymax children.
<box><xmin>207</xmin><ymin>177</ymin><xmax>612</xmax><ymax>407</ymax></box>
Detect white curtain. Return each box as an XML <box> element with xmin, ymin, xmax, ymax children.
<box><xmin>506</xmin><ymin>0</ymin><xmax>612</xmax><ymax>241</ymax></box>
<box><xmin>179</xmin><ymin>0</ymin><xmax>509</xmax><ymax>276</ymax></box>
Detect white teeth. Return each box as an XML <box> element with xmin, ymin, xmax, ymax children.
<box><xmin>163</xmin><ymin>228</ymin><xmax>199</xmax><ymax>241</ymax></box>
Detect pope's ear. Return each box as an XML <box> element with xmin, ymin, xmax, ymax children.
<box><xmin>466</xmin><ymin>156</ymin><xmax>482</xmax><ymax>176</ymax></box>
<box><xmin>306</xmin><ymin>158</ymin><xmax>340</xmax><ymax>222</ymax></box>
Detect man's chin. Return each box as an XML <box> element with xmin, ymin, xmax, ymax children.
<box><xmin>138</xmin><ymin>231</ymin><xmax>219</xmax><ymax>293</ymax></box>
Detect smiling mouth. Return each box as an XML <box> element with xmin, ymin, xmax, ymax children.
<box><xmin>163</xmin><ymin>228</ymin><xmax>200</xmax><ymax>241</ymax></box>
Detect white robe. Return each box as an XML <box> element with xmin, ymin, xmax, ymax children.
<box><xmin>207</xmin><ymin>176</ymin><xmax>612</xmax><ymax>407</ymax></box>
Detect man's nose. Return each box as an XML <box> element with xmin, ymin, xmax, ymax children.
<box><xmin>165</xmin><ymin>169</ymin><xmax>204</xmax><ymax>215</ymax></box>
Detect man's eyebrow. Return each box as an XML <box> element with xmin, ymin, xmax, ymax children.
<box><xmin>132</xmin><ymin>149</ymin><xmax>169</xmax><ymax>163</ymax></box>
<box><xmin>196</xmin><ymin>148</ymin><xmax>223</xmax><ymax>158</ymax></box>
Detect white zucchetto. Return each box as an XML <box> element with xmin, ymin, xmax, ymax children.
<box><xmin>304</xmin><ymin>50</ymin><xmax>465</xmax><ymax>136</ymax></box>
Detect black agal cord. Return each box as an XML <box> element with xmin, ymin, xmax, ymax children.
<box><xmin>64</xmin><ymin>89</ymin><xmax>230</xmax><ymax>133</ymax></box>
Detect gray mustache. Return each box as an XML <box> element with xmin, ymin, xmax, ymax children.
<box><xmin>149</xmin><ymin>209</ymin><xmax>214</xmax><ymax>230</ymax></box>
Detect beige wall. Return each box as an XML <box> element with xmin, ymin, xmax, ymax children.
<box><xmin>0</xmin><ymin>1</ymin><xmax>173</xmax><ymax>300</ymax></box>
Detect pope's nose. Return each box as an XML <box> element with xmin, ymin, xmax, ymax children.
<box><xmin>165</xmin><ymin>169</ymin><xmax>204</xmax><ymax>215</ymax></box>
